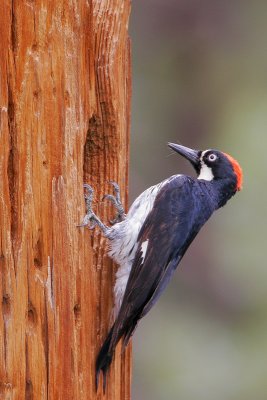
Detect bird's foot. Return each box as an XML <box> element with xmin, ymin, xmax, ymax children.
<box><xmin>77</xmin><ymin>184</ymin><xmax>110</xmax><ymax>235</ymax></box>
<box><xmin>102</xmin><ymin>181</ymin><xmax>126</xmax><ymax>224</ymax></box>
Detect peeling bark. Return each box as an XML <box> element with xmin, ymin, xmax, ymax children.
<box><xmin>0</xmin><ymin>1</ymin><xmax>131</xmax><ymax>399</ymax></box>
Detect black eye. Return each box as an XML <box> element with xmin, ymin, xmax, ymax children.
<box><xmin>208</xmin><ymin>154</ymin><xmax>217</xmax><ymax>162</ymax></box>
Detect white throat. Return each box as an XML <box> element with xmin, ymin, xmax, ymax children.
<box><xmin>198</xmin><ymin>163</ymin><xmax>214</xmax><ymax>181</ymax></box>
<box><xmin>197</xmin><ymin>150</ymin><xmax>214</xmax><ymax>181</ymax></box>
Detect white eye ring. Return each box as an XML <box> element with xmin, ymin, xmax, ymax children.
<box><xmin>208</xmin><ymin>153</ymin><xmax>217</xmax><ymax>162</ymax></box>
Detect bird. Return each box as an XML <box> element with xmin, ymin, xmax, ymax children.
<box><xmin>78</xmin><ymin>142</ymin><xmax>243</xmax><ymax>391</ymax></box>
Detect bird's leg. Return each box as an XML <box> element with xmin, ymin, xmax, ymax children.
<box><xmin>77</xmin><ymin>184</ymin><xmax>110</xmax><ymax>236</ymax></box>
<box><xmin>102</xmin><ymin>181</ymin><xmax>126</xmax><ymax>224</ymax></box>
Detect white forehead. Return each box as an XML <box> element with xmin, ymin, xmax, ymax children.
<box><xmin>200</xmin><ymin>149</ymin><xmax>212</xmax><ymax>161</ymax></box>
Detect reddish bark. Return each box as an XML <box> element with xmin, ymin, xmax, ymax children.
<box><xmin>0</xmin><ymin>1</ymin><xmax>131</xmax><ymax>399</ymax></box>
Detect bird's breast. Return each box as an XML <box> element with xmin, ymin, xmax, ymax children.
<box><xmin>108</xmin><ymin>177</ymin><xmax>178</xmax><ymax>315</ymax></box>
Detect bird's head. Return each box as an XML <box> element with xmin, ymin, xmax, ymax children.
<box><xmin>168</xmin><ymin>143</ymin><xmax>243</xmax><ymax>193</ymax></box>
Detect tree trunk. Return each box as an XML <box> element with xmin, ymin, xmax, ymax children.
<box><xmin>0</xmin><ymin>1</ymin><xmax>131</xmax><ymax>399</ymax></box>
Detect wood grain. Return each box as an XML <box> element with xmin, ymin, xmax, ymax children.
<box><xmin>0</xmin><ymin>1</ymin><xmax>131</xmax><ymax>398</ymax></box>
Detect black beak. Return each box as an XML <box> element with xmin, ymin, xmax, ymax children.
<box><xmin>168</xmin><ymin>143</ymin><xmax>201</xmax><ymax>171</ymax></box>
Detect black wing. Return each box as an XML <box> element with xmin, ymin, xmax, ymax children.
<box><xmin>111</xmin><ymin>176</ymin><xmax>213</xmax><ymax>348</ymax></box>
<box><xmin>96</xmin><ymin>176</ymin><xmax>214</xmax><ymax>388</ymax></box>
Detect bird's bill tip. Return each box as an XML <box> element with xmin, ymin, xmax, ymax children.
<box><xmin>167</xmin><ymin>143</ymin><xmax>200</xmax><ymax>166</ymax></box>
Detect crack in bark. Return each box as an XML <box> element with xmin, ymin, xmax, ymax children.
<box><xmin>46</xmin><ymin>256</ymin><xmax>54</xmax><ymax>310</ymax></box>
<box><xmin>84</xmin><ymin>113</ymin><xmax>103</xmax><ymax>180</ymax></box>
<box><xmin>84</xmin><ymin>114</ymin><xmax>102</xmax><ymax>157</ymax></box>
<box><xmin>43</xmin><ymin>289</ymin><xmax>49</xmax><ymax>400</ymax></box>
<box><xmin>7</xmin><ymin>75</ymin><xmax>18</xmax><ymax>273</ymax></box>
<box><xmin>25</xmin><ymin>340</ymin><xmax>33</xmax><ymax>400</ymax></box>
<box><xmin>11</xmin><ymin>0</ymin><xmax>18</xmax><ymax>54</ymax></box>
<box><xmin>42</xmin><ymin>256</ymin><xmax>55</xmax><ymax>399</ymax></box>
<box><xmin>2</xmin><ymin>294</ymin><xmax>10</xmax><ymax>371</ymax></box>
<box><xmin>0</xmin><ymin>234</ymin><xmax>9</xmax><ymax>373</ymax></box>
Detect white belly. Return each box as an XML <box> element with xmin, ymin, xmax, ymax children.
<box><xmin>108</xmin><ymin>177</ymin><xmax>178</xmax><ymax>316</ymax></box>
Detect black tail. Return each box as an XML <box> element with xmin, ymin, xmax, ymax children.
<box><xmin>96</xmin><ymin>321</ymin><xmax>136</xmax><ymax>392</ymax></box>
<box><xmin>96</xmin><ymin>326</ymin><xmax>115</xmax><ymax>392</ymax></box>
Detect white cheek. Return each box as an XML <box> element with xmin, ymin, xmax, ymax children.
<box><xmin>198</xmin><ymin>163</ymin><xmax>214</xmax><ymax>181</ymax></box>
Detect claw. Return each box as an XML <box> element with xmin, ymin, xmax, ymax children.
<box><xmin>102</xmin><ymin>181</ymin><xmax>126</xmax><ymax>224</ymax></box>
<box><xmin>77</xmin><ymin>184</ymin><xmax>110</xmax><ymax>235</ymax></box>
<box><xmin>102</xmin><ymin>194</ymin><xmax>114</xmax><ymax>202</ymax></box>
<box><xmin>83</xmin><ymin>183</ymin><xmax>93</xmax><ymax>192</ymax></box>
<box><xmin>109</xmin><ymin>181</ymin><xmax>120</xmax><ymax>192</ymax></box>
<box><xmin>88</xmin><ymin>221</ymin><xmax>97</xmax><ymax>230</ymax></box>
<box><xmin>83</xmin><ymin>184</ymin><xmax>94</xmax><ymax>203</ymax></box>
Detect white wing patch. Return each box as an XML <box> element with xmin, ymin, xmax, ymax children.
<box><xmin>140</xmin><ymin>239</ymin><xmax>149</xmax><ymax>262</ymax></box>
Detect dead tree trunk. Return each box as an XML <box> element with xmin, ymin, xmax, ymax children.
<box><xmin>0</xmin><ymin>1</ymin><xmax>131</xmax><ymax>399</ymax></box>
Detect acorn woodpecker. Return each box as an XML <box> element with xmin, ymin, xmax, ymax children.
<box><xmin>79</xmin><ymin>143</ymin><xmax>243</xmax><ymax>391</ymax></box>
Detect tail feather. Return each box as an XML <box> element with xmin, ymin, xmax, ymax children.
<box><xmin>96</xmin><ymin>326</ymin><xmax>115</xmax><ymax>392</ymax></box>
<box><xmin>122</xmin><ymin>321</ymin><xmax>137</xmax><ymax>351</ymax></box>
<box><xmin>96</xmin><ymin>321</ymin><xmax>135</xmax><ymax>392</ymax></box>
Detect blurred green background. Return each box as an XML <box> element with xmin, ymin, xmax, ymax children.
<box><xmin>129</xmin><ymin>1</ymin><xmax>267</xmax><ymax>399</ymax></box>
